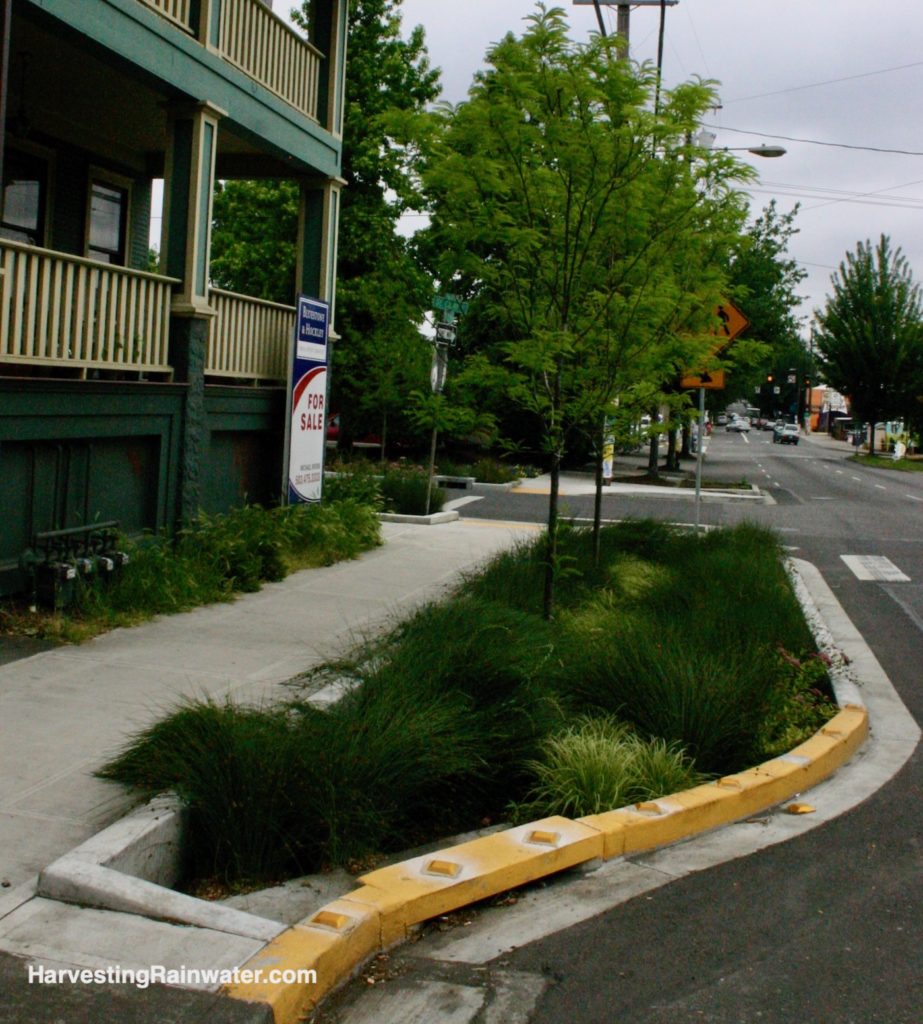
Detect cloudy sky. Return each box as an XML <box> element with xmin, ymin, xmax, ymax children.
<box><xmin>397</xmin><ymin>0</ymin><xmax>923</xmax><ymax>336</ymax></box>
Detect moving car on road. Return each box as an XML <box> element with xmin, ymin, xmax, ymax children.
<box><xmin>774</xmin><ymin>423</ymin><xmax>800</xmax><ymax>445</ymax></box>
<box><xmin>726</xmin><ymin>417</ymin><xmax>750</xmax><ymax>433</ymax></box>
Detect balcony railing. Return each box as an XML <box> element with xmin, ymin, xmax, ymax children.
<box><xmin>206</xmin><ymin>288</ymin><xmax>293</xmax><ymax>383</ymax></box>
<box><xmin>0</xmin><ymin>243</ymin><xmax>294</xmax><ymax>383</ymax></box>
<box><xmin>139</xmin><ymin>0</ymin><xmax>193</xmax><ymax>32</ymax></box>
<box><xmin>138</xmin><ymin>0</ymin><xmax>322</xmax><ymax>122</ymax></box>
<box><xmin>218</xmin><ymin>0</ymin><xmax>322</xmax><ymax>122</ymax></box>
<box><xmin>0</xmin><ymin>241</ymin><xmax>177</xmax><ymax>376</ymax></box>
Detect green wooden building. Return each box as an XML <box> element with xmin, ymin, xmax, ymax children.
<box><xmin>0</xmin><ymin>0</ymin><xmax>347</xmax><ymax>595</ymax></box>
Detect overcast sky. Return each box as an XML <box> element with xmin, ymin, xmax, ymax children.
<box><xmin>397</xmin><ymin>0</ymin><xmax>923</xmax><ymax>337</ymax></box>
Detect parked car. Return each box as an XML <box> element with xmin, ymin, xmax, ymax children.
<box><xmin>774</xmin><ymin>423</ymin><xmax>800</xmax><ymax>445</ymax></box>
<box><xmin>726</xmin><ymin>417</ymin><xmax>750</xmax><ymax>433</ymax></box>
<box><xmin>716</xmin><ymin>413</ymin><xmax>728</xmax><ymax>426</ymax></box>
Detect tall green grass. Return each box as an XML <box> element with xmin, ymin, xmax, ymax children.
<box><xmin>99</xmin><ymin>518</ymin><xmax>834</xmax><ymax>885</ymax></box>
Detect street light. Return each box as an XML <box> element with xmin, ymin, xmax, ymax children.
<box><xmin>694</xmin><ymin>131</ymin><xmax>786</xmax><ymax>159</ymax></box>
<box><xmin>729</xmin><ymin>144</ymin><xmax>787</xmax><ymax>158</ymax></box>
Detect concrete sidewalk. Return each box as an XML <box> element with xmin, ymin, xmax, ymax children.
<box><xmin>0</xmin><ymin>519</ymin><xmax>539</xmax><ymax>892</ymax></box>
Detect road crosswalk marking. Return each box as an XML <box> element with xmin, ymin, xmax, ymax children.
<box><xmin>840</xmin><ymin>555</ymin><xmax>910</xmax><ymax>582</ymax></box>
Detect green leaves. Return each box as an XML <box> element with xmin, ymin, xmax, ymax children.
<box><xmin>814</xmin><ymin>235</ymin><xmax>923</xmax><ymax>434</ymax></box>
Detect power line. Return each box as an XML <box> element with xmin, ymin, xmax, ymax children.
<box><xmin>705</xmin><ymin>124</ymin><xmax>923</xmax><ymax>157</ymax></box>
<box><xmin>746</xmin><ymin>186</ymin><xmax>923</xmax><ymax>212</ymax></box>
<box><xmin>723</xmin><ymin>59</ymin><xmax>923</xmax><ymax>104</ymax></box>
<box><xmin>760</xmin><ymin>178</ymin><xmax>923</xmax><ymax>207</ymax></box>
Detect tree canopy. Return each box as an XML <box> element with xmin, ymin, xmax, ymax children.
<box><xmin>722</xmin><ymin>200</ymin><xmax>809</xmax><ymax>407</ymax></box>
<box><xmin>411</xmin><ymin>4</ymin><xmax>753</xmax><ymax>616</ymax></box>
<box><xmin>814</xmin><ymin>234</ymin><xmax>923</xmax><ymax>451</ymax></box>
<box><xmin>210</xmin><ymin>0</ymin><xmax>440</xmax><ymax>449</ymax></box>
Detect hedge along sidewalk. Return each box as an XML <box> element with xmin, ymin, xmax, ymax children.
<box><xmin>221</xmin><ymin>554</ymin><xmax>911</xmax><ymax>1023</ymax></box>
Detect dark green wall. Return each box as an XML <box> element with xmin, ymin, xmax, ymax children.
<box><xmin>0</xmin><ymin>381</ymin><xmax>285</xmax><ymax>596</ymax></box>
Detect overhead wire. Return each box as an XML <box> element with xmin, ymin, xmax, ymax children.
<box><xmin>723</xmin><ymin>59</ymin><xmax>923</xmax><ymax>104</ymax></box>
<box><xmin>704</xmin><ymin>124</ymin><xmax>923</xmax><ymax>158</ymax></box>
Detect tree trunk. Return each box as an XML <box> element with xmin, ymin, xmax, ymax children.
<box><xmin>542</xmin><ymin>448</ymin><xmax>561</xmax><ymax>621</ymax></box>
<box><xmin>665</xmin><ymin>425</ymin><xmax>678</xmax><ymax>471</ymax></box>
<box><xmin>647</xmin><ymin>407</ymin><xmax>660</xmax><ymax>478</ymax></box>
<box><xmin>593</xmin><ymin>422</ymin><xmax>604</xmax><ymax>568</ymax></box>
<box><xmin>380</xmin><ymin>410</ymin><xmax>388</xmax><ymax>464</ymax></box>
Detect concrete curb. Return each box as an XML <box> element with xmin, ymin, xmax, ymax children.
<box><xmin>378</xmin><ymin>511</ymin><xmax>460</xmax><ymax>525</ymax></box>
<box><xmin>35</xmin><ymin>795</ymin><xmax>285</xmax><ymax>943</ymax></box>
<box><xmin>222</xmin><ymin>560</ymin><xmax>870</xmax><ymax>1022</ymax></box>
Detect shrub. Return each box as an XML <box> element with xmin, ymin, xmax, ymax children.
<box><xmin>756</xmin><ymin>650</ymin><xmax>838</xmax><ymax>759</ymax></box>
<box><xmin>99</xmin><ymin>518</ymin><xmax>828</xmax><ymax>886</ymax></box>
<box><xmin>380</xmin><ymin>464</ymin><xmax>445</xmax><ymax>515</ymax></box>
<box><xmin>322</xmin><ymin>461</ymin><xmax>383</xmax><ymax>507</ymax></box>
<box><xmin>73</xmin><ymin>500</ymin><xmax>381</xmax><ymax>629</ymax></box>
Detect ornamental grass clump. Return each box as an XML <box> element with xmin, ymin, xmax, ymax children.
<box><xmin>512</xmin><ymin>715</ymin><xmax>705</xmax><ymax>821</ymax></box>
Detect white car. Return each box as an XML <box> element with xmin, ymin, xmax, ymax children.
<box><xmin>726</xmin><ymin>417</ymin><xmax>750</xmax><ymax>433</ymax></box>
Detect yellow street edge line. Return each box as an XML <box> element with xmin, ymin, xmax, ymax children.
<box><xmin>224</xmin><ymin>703</ymin><xmax>868</xmax><ymax>1023</ymax></box>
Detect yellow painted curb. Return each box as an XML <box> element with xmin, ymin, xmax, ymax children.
<box><xmin>349</xmin><ymin>816</ymin><xmax>603</xmax><ymax>945</ymax></box>
<box><xmin>226</xmin><ymin>705</ymin><xmax>869</xmax><ymax>1022</ymax></box>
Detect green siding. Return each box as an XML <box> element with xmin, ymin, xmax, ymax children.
<box><xmin>0</xmin><ymin>382</ymin><xmax>287</xmax><ymax>596</ymax></box>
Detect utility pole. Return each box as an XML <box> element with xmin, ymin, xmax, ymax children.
<box><xmin>580</xmin><ymin>2</ymin><xmax>677</xmax><ymax>53</ymax></box>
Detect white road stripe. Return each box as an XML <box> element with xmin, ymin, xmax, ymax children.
<box><xmin>906</xmin><ymin>494</ymin><xmax>923</xmax><ymax>502</ymax></box>
<box><xmin>840</xmin><ymin>555</ymin><xmax>910</xmax><ymax>582</ymax></box>
<box><xmin>875</xmin><ymin>484</ymin><xmax>887</xmax><ymax>490</ymax></box>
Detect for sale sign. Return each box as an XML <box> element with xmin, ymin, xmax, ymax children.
<box><xmin>288</xmin><ymin>296</ymin><xmax>329</xmax><ymax>503</ymax></box>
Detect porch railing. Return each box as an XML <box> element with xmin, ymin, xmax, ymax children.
<box><xmin>0</xmin><ymin>240</ymin><xmax>177</xmax><ymax>375</ymax></box>
<box><xmin>137</xmin><ymin>0</ymin><xmax>321</xmax><ymax>122</ymax></box>
<box><xmin>138</xmin><ymin>0</ymin><xmax>193</xmax><ymax>33</ymax></box>
<box><xmin>206</xmin><ymin>288</ymin><xmax>293</xmax><ymax>383</ymax></box>
<box><xmin>218</xmin><ymin>0</ymin><xmax>322</xmax><ymax>122</ymax></box>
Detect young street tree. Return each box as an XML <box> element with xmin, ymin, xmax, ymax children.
<box><xmin>210</xmin><ymin>0</ymin><xmax>440</xmax><ymax>452</ymax></box>
<box><xmin>814</xmin><ymin>235</ymin><xmax>923</xmax><ymax>454</ymax></box>
<box><xmin>414</xmin><ymin>5</ymin><xmax>751</xmax><ymax>617</ymax></box>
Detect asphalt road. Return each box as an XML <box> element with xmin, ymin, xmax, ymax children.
<box><xmin>320</xmin><ymin>430</ymin><xmax>922</xmax><ymax>1024</ymax></box>
<box><xmin>501</xmin><ymin>432</ymin><xmax>923</xmax><ymax>1024</ymax></box>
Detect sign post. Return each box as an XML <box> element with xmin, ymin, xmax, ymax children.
<box><xmin>688</xmin><ymin>300</ymin><xmax>750</xmax><ymax>533</ymax></box>
<box><xmin>285</xmin><ymin>295</ymin><xmax>330</xmax><ymax>504</ymax></box>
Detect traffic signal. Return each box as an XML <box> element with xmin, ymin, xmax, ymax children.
<box><xmin>766</xmin><ymin>373</ymin><xmax>773</xmax><ymax>383</ymax></box>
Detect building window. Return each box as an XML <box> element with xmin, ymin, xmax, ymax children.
<box><xmin>1</xmin><ymin>150</ymin><xmax>47</xmax><ymax>245</ymax></box>
<box><xmin>87</xmin><ymin>179</ymin><xmax>129</xmax><ymax>265</ymax></box>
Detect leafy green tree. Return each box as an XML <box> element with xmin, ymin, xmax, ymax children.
<box><xmin>211</xmin><ymin>181</ymin><xmax>299</xmax><ymax>304</ymax></box>
<box><xmin>719</xmin><ymin>201</ymin><xmax>809</xmax><ymax>416</ymax></box>
<box><xmin>210</xmin><ymin>0</ymin><xmax>440</xmax><ymax>451</ymax></box>
<box><xmin>814</xmin><ymin>235</ymin><xmax>923</xmax><ymax>453</ymax></box>
<box><xmin>416</xmin><ymin>5</ymin><xmax>751</xmax><ymax>617</ymax></box>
